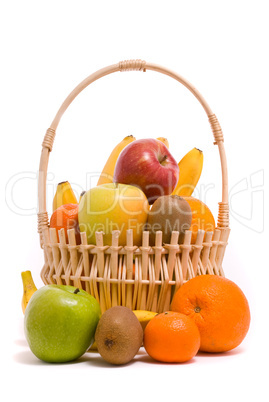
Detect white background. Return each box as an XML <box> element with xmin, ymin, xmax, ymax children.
<box><xmin>1</xmin><ymin>1</ymin><xmax>268</xmax><ymax>401</ymax></box>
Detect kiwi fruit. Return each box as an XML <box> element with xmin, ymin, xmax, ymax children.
<box><xmin>147</xmin><ymin>195</ymin><xmax>192</xmax><ymax>245</ymax></box>
<box><xmin>95</xmin><ymin>306</ymin><xmax>143</xmax><ymax>365</ymax></box>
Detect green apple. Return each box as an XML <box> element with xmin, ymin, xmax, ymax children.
<box><xmin>78</xmin><ymin>183</ymin><xmax>149</xmax><ymax>246</ymax></box>
<box><xmin>24</xmin><ymin>285</ymin><xmax>101</xmax><ymax>363</ymax></box>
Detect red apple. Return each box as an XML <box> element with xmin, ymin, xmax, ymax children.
<box><xmin>113</xmin><ymin>138</ymin><xmax>179</xmax><ymax>204</ymax></box>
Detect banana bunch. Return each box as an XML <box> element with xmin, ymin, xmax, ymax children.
<box><xmin>53</xmin><ymin>181</ymin><xmax>78</xmax><ymax>211</ymax></box>
<box><xmin>157</xmin><ymin>137</ymin><xmax>169</xmax><ymax>149</ymax></box>
<box><xmin>97</xmin><ymin>135</ymin><xmax>136</xmax><ymax>185</ymax></box>
<box><xmin>21</xmin><ymin>271</ymin><xmax>38</xmax><ymax>314</ymax></box>
<box><xmin>79</xmin><ymin>191</ymin><xmax>86</xmax><ymax>202</ymax></box>
<box><xmin>172</xmin><ymin>147</ymin><xmax>203</xmax><ymax>197</ymax></box>
<box><xmin>133</xmin><ymin>310</ymin><xmax>158</xmax><ymax>331</ymax></box>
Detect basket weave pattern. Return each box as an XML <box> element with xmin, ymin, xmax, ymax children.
<box><xmin>38</xmin><ymin>59</ymin><xmax>230</xmax><ymax>314</ymax></box>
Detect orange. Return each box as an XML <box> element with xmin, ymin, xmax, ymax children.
<box><xmin>171</xmin><ymin>275</ymin><xmax>251</xmax><ymax>353</ymax></box>
<box><xmin>143</xmin><ymin>311</ymin><xmax>200</xmax><ymax>363</ymax></box>
<box><xmin>182</xmin><ymin>196</ymin><xmax>215</xmax><ymax>243</ymax></box>
<box><xmin>50</xmin><ymin>203</ymin><xmax>81</xmax><ymax>244</ymax></box>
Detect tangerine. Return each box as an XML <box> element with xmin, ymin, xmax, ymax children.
<box><xmin>182</xmin><ymin>196</ymin><xmax>215</xmax><ymax>243</ymax></box>
<box><xmin>171</xmin><ymin>275</ymin><xmax>251</xmax><ymax>353</ymax></box>
<box><xmin>50</xmin><ymin>203</ymin><xmax>81</xmax><ymax>244</ymax></box>
<box><xmin>143</xmin><ymin>311</ymin><xmax>200</xmax><ymax>363</ymax></box>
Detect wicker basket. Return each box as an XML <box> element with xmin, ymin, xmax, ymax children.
<box><xmin>38</xmin><ymin>59</ymin><xmax>230</xmax><ymax>314</ymax></box>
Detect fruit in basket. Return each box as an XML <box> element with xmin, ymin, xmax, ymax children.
<box><xmin>157</xmin><ymin>137</ymin><xmax>169</xmax><ymax>148</ymax></box>
<box><xmin>50</xmin><ymin>203</ymin><xmax>81</xmax><ymax>244</ymax></box>
<box><xmin>95</xmin><ymin>306</ymin><xmax>143</xmax><ymax>365</ymax></box>
<box><xmin>183</xmin><ymin>196</ymin><xmax>215</xmax><ymax>243</ymax></box>
<box><xmin>79</xmin><ymin>190</ymin><xmax>86</xmax><ymax>202</ymax></box>
<box><xmin>21</xmin><ymin>271</ymin><xmax>38</xmax><ymax>314</ymax></box>
<box><xmin>97</xmin><ymin>135</ymin><xmax>136</xmax><ymax>185</ymax></box>
<box><xmin>113</xmin><ymin>138</ymin><xmax>179</xmax><ymax>204</ymax></box>
<box><xmin>171</xmin><ymin>275</ymin><xmax>251</xmax><ymax>353</ymax></box>
<box><xmin>146</xmin><ymin>195</ymin><xmax>192</xmax><ymax>245</ymax></box>
<box><xmin>52</xmin><ymin>181</ymin><xmax>78</xmax><ymax>211</ymax></box>
<box><xmin>133</xmin><ymin>310</ymin><xmax>158</xmax><ymax>331</ymax></box>
<box><xmin>24</xmin><ymin>285</ymin><xmax>101</xmax><ymax>363</ymax></box>
<box><xmin>172</xmin><ymin>147</ymin><xmax>203</xmax><ymax>197</ymax></box>
<box><xmin>78</xmin><ymin>183</ymin><xmax>149</xmax><ymax>246</ymax></box>
<box><xmin>144</xmin><ymin>311</ymin><xmax>200</xmax><ymax>363</ymax></box>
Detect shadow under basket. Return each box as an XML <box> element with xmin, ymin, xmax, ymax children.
<box><xmin>37</xmin><ymin>59</ymin><xmax>230</xmax><ymax>314</ymax></box>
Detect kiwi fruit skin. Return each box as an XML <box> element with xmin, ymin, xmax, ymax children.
<box><xmin>95</xmin><ymin>306</ymin><xmax>143</xmax><ymax>365</ymax></box>
<box><xmin>147</xmin><ymin>195</ymin><xmax>192</xmax><ymax>245</ymax></box>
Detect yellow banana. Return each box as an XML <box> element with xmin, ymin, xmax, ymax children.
<box><xmin>133</xmin><ymin>310</ymin><xmax>158</xmax><ymax>331</ymax></box>
<box><xmin>21</xmin><ymin>271</ymin><xmax>38</xmax><ymax>314</ymax></box>
<box><xmin>79</xmin><ymin>191</ymin><xmax>86</xmax><ymax>203</ymax></box>
<box><xmin>97</xmin><ymin>135</ymin><xmax>136</xmax><ymax>185</ymax></box>
<box><xmin>53</xmin><ymin>181</ymin><xmax>78</xmax><ymax>211</ymax></box>
<box><xmin>157</xmin><ymin>137</ymin><xmax>169</xmax><ymax>149</ymax></box>
<box><xmin>88</xmin><ymin>341</ymin><xmax>98</xmax><ymax>351</ymax></box>
<box><xmin>172</xmin><ymin>147</ymin><xmax>203</xmax><ymax>197</ymax></box>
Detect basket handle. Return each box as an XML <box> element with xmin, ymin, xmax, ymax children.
<box><xmin>38</xmin><ymin>59</ymin><xmax>229</xmax><ymax>239</ymax></box>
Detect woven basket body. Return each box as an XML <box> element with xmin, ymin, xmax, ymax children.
<box><xmin>38</xmin><ymin>60</ymin><xmax>230</xmax><ymax>313</ymax></box>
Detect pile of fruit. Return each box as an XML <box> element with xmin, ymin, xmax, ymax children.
<box><xmin>21</xmin><ymin>136</ymin><xmax>251</xmax><ymax>365</ymax></box>
<box><xmin>22</xmin><ymin>271</ymin><xmax>250</xmax><ymax>364</ymax></box>
<box><xmin>50</xmin><ymin>136</ymin><xmax>215</xmax><ymax>246</ymax></box>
